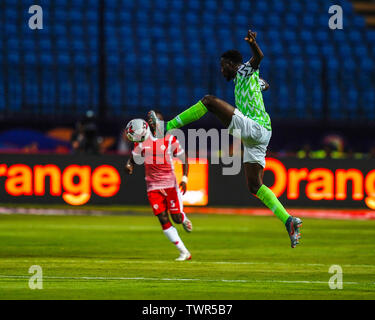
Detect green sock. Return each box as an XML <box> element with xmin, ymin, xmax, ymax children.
<box><xmin>256</xmin><ymin>185</ymin><xmax>290</xmax><ymax>224</ymax></box>
<box><xmin>166</xmin><ymin>101</ymin><xmax>208</xmax><ymax>131</ymax></box>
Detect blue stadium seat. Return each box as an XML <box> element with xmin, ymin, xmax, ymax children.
<box><xmin>202</xmin><ymin>0</ymin><xmax>216</xmax><ymax>11</ymax></box>
<box><xmin>285</xmin><ymin>14</ymin><xmax>298</xmax><ymax>28</ymax></box>
<box><xmin>59</xmin><ymin>82</ymin><xmax>73</xmax><ymax>106</ymax></box>
<box><xmin>107</xmin><ymin>53</ymin><xmax>120</xmax><ymax>66</ymax></box>
<box><xmin>70</xmin><ymin>25</ymin><xmax>85</xmax><ymax>38</ymax></box>
<box><xmin>40</xmin><ymin>53</ymin><xmax>54</xmax><ymax>65</ymax></box>
<box><xmin>39</xmin><ymin>39</ymin><xmax>52</xmax><ymax>51</ymax></box>
<box><xmin>302</xmin><ymin>16</ymin><xmax>316</xmax><ymax>29</ymax></box>
<box><xmin>321</xmin><ymin>44</ymin><xmax>335</xmax><ymax>57</ymax></box>
<box><xmin>141</xmin><ymin>85</ymin><xmax>156</xmax><ymax>106</ymax></box>
<box><xmin>316</xmin><ymin>30</ymin><xmax>330</xmax><ymax>43</ymax></box>
<box><xmin>86</xmin><ymin>10</ymin><xmax>98</xmax><ymax>22</ymax></box>
<box><xmin>69</xmin><ymin>10</ymin><xmax>84</xmax><ymax>22</ymax></box>
<box><xmin>41</xmin><ymin>81</ymin><xmax>56</xmax><ymax>111</ymax></box>
<box><xmin>5</xmin><ymin>8</ymin><xmax>17</xmax><ymax>20</ymax></box>
<box><xmin>288</xmin><ymin>1</ymin><xmax>303</xmax><ymax>13</ymax></box>
<box><xmin>352</xmin><ymin>16</ymin><xmax>365</xmax><ymax>28</ymax></box>
<box><xmin>238</xmin><ymin>0</ymin><xmax>251</xmax><ymax>12</ymax></box>
<box><xmin>154</xmin><ymin>41</ymin><xmax>169</xmax><ymax>54</ymax></box>
<box><xmin>155</xmin><ymin>54</ymin><xmax>169</xmax><ymax>67</ymax></box>
<box><xmin>267</xmin><ymin>14</ymin><xmax>282</xmax><ymax>27</ymax></box>
<box><xmin>176</xmin><ymin>87</ymin><xmax>189</xmax><ymax>106</ymax></box>
<box><xmin>7</xmin><ymin>52</ymin><xmax>20</xmax><ymax>64</ymax></box>
<box><xmin>185</xmin><ymin>12</ymin><xmax>199</xmax><ymax>25</ymax></box>
<box><xmin>57</xmin><ymin>53</ymin><xmax>70</xmax><ymax>65</ymax></box>
<box><xmin>1</xmin><ymin>0</ymin><xmax>373</xmax><ymax>121</ymax></box>
<box><xmin>306</xmin><ymin>45</ymin><xmax>319</xmax><ymax>57</ymax></box>
<box><xmin>348</xmin><ymin>30</ymin><xmax>363</xmax><ymax>43</ymax></box>
<box><xmin>235</xmin><ymin>15</ymin><xmax>248</xmax><ymax>28</ymax></box>
<box><xmin>287</xmin><ymin>44</ymin><xmax>302</xmax><ymax>56</ymax></box>
<box><xmin>222</xmin><ymin>1</ymin><xmax>235</xmax><ymax>12</ymax></box>
<box><xmin>360</xmin><ymin>58</ymin><xmax>374</xmax><ymax>70</ymax></box>
<box><xmin>354</xmin><ymin>46</ymin><xmax>369</xmax><ymax>58</ymax></box>
<box><xmin>154</xmin><ymin>0</ymin><xmax>168</xmax><ymax>10</ymax></box>
<box><xmin>54</xmin><ymin>24</ymin><xmax>68</xmax><ymax>37</ymax></box>
<box><xmin>170</xmin><ymin>41</ymin><xmax>184</xmax><ymax>54</ymax></box>
<box><xmin>73</xmin><ymin>54</ymin><xmax>88</xmax><ymax>66</ymax></box>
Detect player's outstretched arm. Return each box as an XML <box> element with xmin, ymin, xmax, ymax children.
<box><xmin>244</xmin><ymin>29</ymin><xmax>264</xmax><ymax>69</ymax></box>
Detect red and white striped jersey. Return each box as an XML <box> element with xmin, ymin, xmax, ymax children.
<box><xmin>132</xmin><ymin>134</ymin><xmax>184</xmax><ymax>192</ymax></box>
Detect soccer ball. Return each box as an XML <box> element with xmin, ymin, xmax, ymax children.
<box><xmin>124</xmin><ymin>119</ymin><xmax>151</xmax><ymax>143</ymax></box>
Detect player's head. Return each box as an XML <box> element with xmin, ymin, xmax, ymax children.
<box><xmin>220</xmin><ymin>50</ymin><xmax>243</xmax><ymax>81</ymax></box>
<box><xmin>153</xmin><ymin>110</ymin><xmax>164</xmax><ymax>121</ymax></box>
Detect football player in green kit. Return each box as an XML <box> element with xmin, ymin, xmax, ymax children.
<box><xmin>148</xmin><ymin>30</ymin><xmax>302</xmax><ymax>248</ymax></box>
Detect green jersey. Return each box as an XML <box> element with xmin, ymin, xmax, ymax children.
<box><xmin>234</xmin><ymin>62</ymin><xmax>272</xmax><ymax>131</ymax></box>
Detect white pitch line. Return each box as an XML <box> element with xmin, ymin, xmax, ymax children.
<box><xmin>90</xmin><ymin>260</ymin><xmax>375</xmax><ymax>269</ymax></box>
<box><xmin>0</xmin><ymin>275</ymin><xmax>364</xmax><ymax>285</ymax></box>
<box><xmin>1</xmin><ymin>258</ymin><xmax>374</xmax><ymax>269</ymax></box>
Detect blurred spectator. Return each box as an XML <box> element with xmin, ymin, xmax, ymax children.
<box><xmin>23</xmin><ymin>142</ymin><xmax>39</xmax><ymax>153</ymax></box>
<box><xmin>345</xmin><ymin>148</ymin><xmax>365</xmax><ymax>159</ymax></box>
<box><xmin>297</xmin><ymin>144</ymin><xmax>312</xmax><ymax>159</ymax></box>
<box><xmin>71</xmin><ymin>110</ymin><xmax>102</xmax><ymax>154</ymax></box>
<box><xmin>117</xmin><ymin>136</ymin><xmax>131</xmax><ymax>155</ymax></box>
<box><xmin>304</xmin><ymin>143</ymin><xmax>344</xmax><ymax>159</ymax></box>
<box><xmin>368</xmin><ymin>146</ymin><xmax>375</xmax><ymax>159</ymax></box>
<box><xmin>71</xmin><ymin>121</ymin><xmax>84</xmax><ymax>152</ymax></box>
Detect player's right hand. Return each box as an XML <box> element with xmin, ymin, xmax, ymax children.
<box><xmin>245</xmin><ymin>30</ymin><xmax>257</xmax><ymax>44</ymax></box>
<box><xmin>125</xmin><ymin>162</ymin><xmax>134</xmax><ymax>175</ymax></box>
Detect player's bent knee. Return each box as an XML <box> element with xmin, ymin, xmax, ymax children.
<box><xmin>157</xmin><ymin>212</ymin><xmax>170</xmax><ymax>225</ymax></box>
<box><xmin>171</xmin><ymin>213</ymin><xmax>183</xmax><ymax>224</ymax></box>
<box><xmin>201</xmin><ymin>95</ymin><xmax>217</xmax><ymax>110</ymax></box>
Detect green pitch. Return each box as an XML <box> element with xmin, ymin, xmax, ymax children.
<box><xmin>0</xmin><ymin>212</ymin><xmax>374</xmax><ymax>299</ymax></box>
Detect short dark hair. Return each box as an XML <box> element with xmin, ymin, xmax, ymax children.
<box><xmin>153</xmin><ymin>109</ymin><xmax>163</xmax><ymax>117</ymax></box>
<box><xmin>221</xmin><ymin>50</ymin><xmax>243</xmax><ymax>64</ymax></box>
<box><xmin>153</xmin><ymin>109</ymin><xmax>164</xmax><ymax>120</ymax></box>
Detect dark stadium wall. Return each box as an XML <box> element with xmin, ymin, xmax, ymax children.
<box><xmin>0</xmin><ymin>154</ymin><xmax>374</xmax><ymax>210</ymax></box>
<box><xmin>0</xmin><ymin>154</ymin><xmax>147</xmax><ymax>206</ymax></box>
<box><xmin>211</xmin><ymin>159</ymin><xmax>375</xmax><ymax>210</ymax></box>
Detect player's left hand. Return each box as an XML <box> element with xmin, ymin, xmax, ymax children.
<box><xmin>125</xmin><ymin>162</ymin><xmax>134</xmax><ymax>175</ymax></box>
<box><xmin>245</xmin><ymin>30</ymin><xmax>257</xmax><ymax>44</ymax></box>
<box><xmin>179</xmin><ymin>181</ymin><xmax>187</xmax><ymax>195</ymax></box>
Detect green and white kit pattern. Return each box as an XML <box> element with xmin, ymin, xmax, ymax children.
<box><xmin>234</xmin><ymin>62</ymin><xmax>272</xmax><ymax>131</ymax></box>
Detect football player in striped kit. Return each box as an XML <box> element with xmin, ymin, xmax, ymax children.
<box><xmin>125</xmin><ymin>111</ymin><xmax>193</xmax><ymax>261</ymax></box>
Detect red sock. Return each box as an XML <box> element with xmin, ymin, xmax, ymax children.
<box><xmin>162</xmin><ymin>222</ymin><xmax>172</xmax><ymax>230</ymax></box>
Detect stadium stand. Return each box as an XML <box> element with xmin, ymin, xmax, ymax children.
<box><xmin>0</xmin><ymin>0</ymin><xmax>374</xmax><ymax>120</ymax></box>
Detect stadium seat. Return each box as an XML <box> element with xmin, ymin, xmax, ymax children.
<box><xmin>0</xmin><ymin>0</ymin><xmax>374</xmax><ymax>121</ymax></box>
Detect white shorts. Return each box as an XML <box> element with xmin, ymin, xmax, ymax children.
<box><xmin>228</xmin><ymin>109</ymin><xmax>272</xmax><ymax>168</ymax></box>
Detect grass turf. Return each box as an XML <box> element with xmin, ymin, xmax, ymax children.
<box><xmin>0</xmin><ymin>213</ymin><xmax>374</xmax><ymax>299</ymax></box>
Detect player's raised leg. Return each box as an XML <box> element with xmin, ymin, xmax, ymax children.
<box><xmin>244</xmin><ymin>162</ymin><xmax>302</xmax><ymax>248</ymax></box>
<box><xmin>148</xmin><ymin>95</ymin><xmax>236</xmax><ymax>136</ymax></box>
